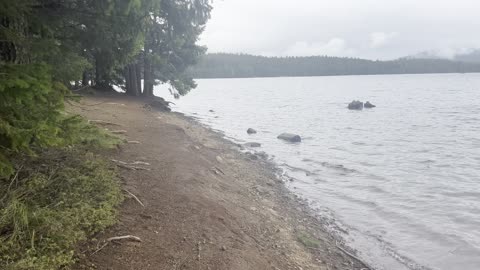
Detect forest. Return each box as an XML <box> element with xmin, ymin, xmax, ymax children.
<box><xmin>189</xmin><ymin>53</ymin><xmax>480</xmax><ymax>78</ymax></box>
<box><xmin>0</xmin><ymin>1</ymin><xmax>211</xmax><ymax>269</ymax></box>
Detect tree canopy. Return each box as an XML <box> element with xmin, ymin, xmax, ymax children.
<box><xmin>188</xmin><ymin>53</ymin><xmax>480</xmax><ymax>78</ymax></box>
<box><xmin>0</xmin><ymin>0</ymin><xmax>211</xmax><ymax>177</ymax></box>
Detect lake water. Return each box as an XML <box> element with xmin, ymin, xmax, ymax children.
<box><xmin>155</xmin><ymin>74</ymin><xmax>480</xmax><ymax>270</ymax></box>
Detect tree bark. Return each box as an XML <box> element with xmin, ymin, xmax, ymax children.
<box><xmin>126</xmin><ymin>64</ymin><xmax>140</xmax><ymax>96</ymax></box>
<box><xmin>125</xmin><ymin>66</ymin><xmax>131</xmax><ymax>94</ymax></box>
<box><xmin>135</xmin><ymin>63</ymin><xmax>142</xmax><ymax>94</ymax></box>
<box><xmin>143</xmin><ymin>60</ymin><xmax>154</xmax><ymax>96</ymax></box>
<box><xmin>82</xmin><ymin>71</ymin><xmax>89</xmax><ymax>86</ymax></box>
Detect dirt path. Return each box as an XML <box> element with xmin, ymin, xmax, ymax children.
<box><xmin>70</xmin><ymin>95</ymin><xmax>368</xmax><ymax>270</ymax></box>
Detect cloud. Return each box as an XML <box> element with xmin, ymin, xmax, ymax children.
<box><xmin>369</xmin><ymin>32</ymin><xmax>398</xmax><ymax>49</ymax></box>
<box><xmin>283</xmin><ymin>38</ymin><xmax>355</xmax><ymax>57</ymax></box>
<box><xmin>200</xmin><ymin>0</ymin><xmax>480</xmax><ymax>59</ymax></box>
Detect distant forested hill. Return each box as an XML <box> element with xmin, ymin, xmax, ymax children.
<box><xmin>188</xmin><ymin>53</ymin><xmax>480</xmax><ymax>78</ymax></box>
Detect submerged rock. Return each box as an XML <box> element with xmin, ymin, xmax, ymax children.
<box><xmin>364</xmin><ymin>101</ymin><xmax>376</xmax><ymax>108</ymax></box>
<box><xmin>277</xmin><ymin>133</ymin><xmax>302</xmax><ymax>143</ymax></box>
<box><xmin>348</xmin><ymin>100</ymin><xmax>364</xmax><ymax>110</ymax></box>
<box><xmin>244</xmin><ymin>142</ymin><xmax>261</xmax><ymax>148</ymax></box>
<box><xmin>247</xmin><ymin>128</ymin><xmax>257</xmax><ymax>134</ymax></box>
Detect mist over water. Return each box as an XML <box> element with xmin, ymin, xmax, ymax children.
<box><xmin>155</xmin><ymin>74</ymin><xmax>480</xmax><ymax>270</ymax></box>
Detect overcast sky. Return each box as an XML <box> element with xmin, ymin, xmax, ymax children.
<box><xmin>199</xmin><ymin>0</ymin><xmax>480</xmax><ymax>60</ymax></box>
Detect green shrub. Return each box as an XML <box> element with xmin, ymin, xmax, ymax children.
<box><xmin>0</xmin><ymin>63</ymin><xmax>66</xmax><ymax>177</ymax></box>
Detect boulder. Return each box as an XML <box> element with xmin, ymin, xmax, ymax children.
<box><xmin>247</xmin><ymin>128</ymin><xmax>257</xmax><ymax>134</ymax></box>
<box><xmin>277</xmin><ymin>133</ymin><xmax>302</xmax><ymax>143</ymax></box>
<box><xmin>149</xmin><ymin>98</ymin><xmax>172</xmax><ymax>112</ymax></box>
<box><xmin>364</xmin><ymin>101</ymin><xmax>376</xmax><ymax>108</ymax></box>
<box><xmin>348</xmin><ymin>100</ymin><xmax>364</xmax><ymax>110</ymax></box>
<box><xmin>244</xmin><ymin>142</ymin><xmax>261</xmax><ymax>148</ymax></box>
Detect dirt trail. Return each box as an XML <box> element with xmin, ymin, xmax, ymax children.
<box><xmin>70</xmin><ymin>95</ymin><xmax>368</xmax><ymax>270</ymax></box>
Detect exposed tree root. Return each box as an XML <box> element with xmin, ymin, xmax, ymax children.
<box><xmin>123</xmin><ymin>189</ymin><xmax>145</xmax><ymax>207</ymax></box>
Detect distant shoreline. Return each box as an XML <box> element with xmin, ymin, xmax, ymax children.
<box><xmin>189</xmin><ymin>53</ymin><xmax>480</xmax><ymax>79</ymax></box>
<box><xmin>192</xmin><ymin>71</ymin><xmax>480</xmax><ymax>80</ymax></box>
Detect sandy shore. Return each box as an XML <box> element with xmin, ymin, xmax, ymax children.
<box><xmin>70</xmin><ymin>94</ymin><xmax>369</xmax><ymax>270</ymax></box>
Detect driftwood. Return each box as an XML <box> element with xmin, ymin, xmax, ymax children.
<box><xmin>335</xmin><ymin>241</ymin><xmax>369</xmax><ymax>269</ymax></box>
<box><xmin>211</xmin><ymin>166</ymin><xmax>225</xmax><ymax>175</ymax></box>
<box><xmin>132</xmin><ymin>161</ymin><xmax>150</xmax><ymax>166</ymax></box>
<box><xmin>107</xmin><ymin>235</ymin><xmax>142</xmax><ymax>242</ymax></box>
<box><xmin>88</xmin><ymin>119</ymin><xmax>123</xmax><ymax>127</ymax></box>
<box><xmin>123</xmin><ymin>189</ymin><xmax>145</xmax><ymax>207</ymax></box>
<box><xmin>92</xmin><ymin>235</ymin><xmax>142</xmax><ymax>255</ymax></box>
<box><xmin>112</xmin><ymin>159</ymin><xmax>151</xmax><ymax>171</ymax></box>
<box><xmin>111</xmin><ymin>130</ymin><xmax>128</xmax><ymax>134</ymax></box>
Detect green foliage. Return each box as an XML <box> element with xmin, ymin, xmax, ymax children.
<box><xmin>0</xmin><ymin>64</ymin><xmax>65</xmax><ymax>176</ymax></box>
<box><xmin>297</xmin><ymin>232</ymin><xmax>321</xmax><ymax>249</ymax></box>
<box><xmin>0</xmin><ymin>150</ymin><xmax>123</xmax><ymax>270</ymax></box>
<box><xmin>189</xmin><ymin>53</ymin><xmax>480</xmax><ymax>78</ymax></box>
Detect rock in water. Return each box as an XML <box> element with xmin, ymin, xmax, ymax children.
<box><xmin>364</xmin><ymin>101</ymin><xmax>376</xmax><ymax>108</ymax></box>
<box><xmin>244</xmin><ymin>142</ymin><xmax>261</xmax><ymax>148</ymax></box>
<box><xmin>247</xmin><ymin>128</ymin><xmax>257</xmax><ymax>134</ymax></box>
<box><xmin>277</xmin><ymin>133</ymin><xmax>302</xmax><ymax>143</ymax></box>
<box><xmin>348</xmin><ymin>100</ymin><xmax>364</xmax><ymax>110</ymax></box>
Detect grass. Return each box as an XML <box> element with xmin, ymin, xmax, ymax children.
<box><xmin>297</xmin><ymin>231</ymin><xmax>322</xmax><ymax>249</ymax></box>
<box><xmin>0</xmin><ymin>121</ymin><xmax>123</xmax><ymax>270</ymax></box>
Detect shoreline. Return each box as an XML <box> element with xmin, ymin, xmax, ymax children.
<box><xmin>71</xmin><ymin>94</ymin><xmax>369</xmax><ymax>270</ymax></box>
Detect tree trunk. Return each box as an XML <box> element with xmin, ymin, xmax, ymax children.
<box><xmin>135</xmin><ymin>63</ymin><xmax>142</xmax><ymax>94</ymax></box>
<box><xmin>126</xmin><ymin>64</ymin><xmax>140</xmax><ymax>96</ymax></box>
<box><xmin>82</xmin><ymin>71</ymin><xmax>89</xmax><ymax>86</ymax></box>
<box><xmin>125</xmin><ymin>66</ymin><xmax>131</xmax><ymax>94</ymax></box>
<box><xmin>143</xmin><ymin>51</ymin><xmax>154</xmax><ymax>97</ymax></box>
<box><xmin>131</xmin><ymin>64</ymin><xmax>139</xmax><ymax>96</ymax></box>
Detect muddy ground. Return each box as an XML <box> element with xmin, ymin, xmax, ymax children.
<box><xmin>70</xmin><ymin>94</ymin><xmax>369</xmax><ymax>270</ymax></box>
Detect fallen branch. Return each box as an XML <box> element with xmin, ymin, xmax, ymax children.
<box><xmin>335</xmin><ymin>241</ymin><xmax>369</xmax><ymax>269</ymax></box>
<box><xmin>132</xmin><ymin>161</ymin><xmax>150</xmax><ymax>166</ymax></box>
<box><xmin>92</xmin><ymin>235</ymin><xmax>142</xmax><ymax>255</ymax></box>
<box><xmin>117</xmin><ymin>164</ymin><xmax>151</xmax><ymax>171</ymax></box>
<box><xmin>112</xmin><ymin>159</ymin><xmax>151</xmax><ymax>171</ymax></box>
<box><xmin>107</xmin><ymin>235</ymin><xmax>142</xmax><ymax>242</ymax></box>
<box><xmin>123</xmin><ymin>189</ymin><xmax>145</xmax><ymax>207</ymax></box>
<box><xmin>213</xmin><ymin>166</ymin><xmax>225</xmax><ymax>175</ymax></box>
<box><xmin>111</xmin><ymin>130</ymin><xmax>127</xmax><ymax>134</ymax></box>
<box><xmin>88</xmin><ymin>119</ymin><xmax>123</xmax><ymax>127</ymax></box>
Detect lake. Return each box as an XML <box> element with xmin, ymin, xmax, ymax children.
<box><xmin>155</xmin><ymin>74</ymin><xmax>480</xmax><ymax>270</ymax></box>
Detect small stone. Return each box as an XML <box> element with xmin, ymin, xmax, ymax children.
<box><xmin>244</xmin><ymin>142</ymin><xmax>261</xmax><ymax>148</ymax></box>
<box><xmin>347</xmin><ymin>100</ymin><xmax>364</xmax><ymax>110</ymax></box>
<box><xmin>277</xmin><ymin>133</ymin><xmax>301</xmax><ymax>143</ymax></box>
<box><xmin>247</xmin><ymin>128</ymin><xmax>257</xmax><ymax>134</ymax></box>
<box><xmin>221</xmin><ymin>246</ymin><xmax>227</xmax><ymax>251</ymax></box>
<box><xmin>364</xmin><ymin>101</ymin><xmax>376</xmax><ymax>108</ymax></box>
